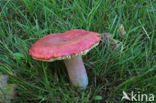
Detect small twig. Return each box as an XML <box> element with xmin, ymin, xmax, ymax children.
<box><xmin>0</xmin><ymin>8</ymin><xmax>22</xmax><ymax>22</ymax></box>
<box><xmin>8</xmin><ymin>9</ymin><xmax>21</xmax><ymax>17</ymax></box>
<box><xmin>142</xmin><ymin>26</ymin><xmax>150</xmax><ymax>40</ymax></box>
<box><xmin>0</xmin><ymin>15</ymin><xmax>16</xmax><ymax>21</ymax></box>
<box><xmin>138</xmin><ymin>20</ymin><xmax>150</xmax><ymax>40</ymax></box>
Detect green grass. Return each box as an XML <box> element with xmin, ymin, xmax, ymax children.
<box><xmin>0</xmin><ymin>0</ymin><xmax>156</xmax><ymax>103</ymax></box>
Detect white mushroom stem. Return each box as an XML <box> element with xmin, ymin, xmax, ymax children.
<box><xmin>64</xmin><ymin>56</ymin><xmax>88</xmax><ymax>89</ymax></box>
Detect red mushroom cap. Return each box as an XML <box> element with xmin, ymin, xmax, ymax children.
<box><xmin>29</xmin><ymin>29</ymin><xmax>101</xmax><ymax>61</ymax></box>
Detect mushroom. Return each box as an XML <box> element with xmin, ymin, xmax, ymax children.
<box><xmin>29</xmin><ymin>29</ymin><xmax>101</xmax><ymax>89</ymax></box>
